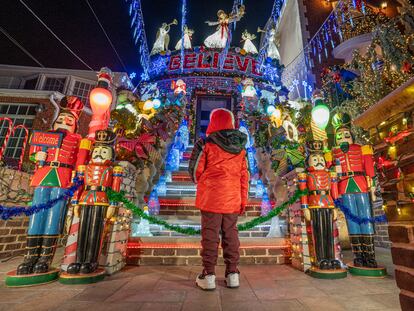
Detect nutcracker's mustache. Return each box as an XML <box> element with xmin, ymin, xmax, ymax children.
<box><xmin>93</xmin><ymin>155</ymin><xmax>105</xmax><ymax>160</ymax></box>
<box><xmin>315</xmin><ymin>162</ymin><xmax>324</xmax><ymax>168</ymax></box>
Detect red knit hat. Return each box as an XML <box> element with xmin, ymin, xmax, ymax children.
<box><xmin>206</xmin><ymin>108</ymin><xmax>235</xmax><ymax>135</ymax></box>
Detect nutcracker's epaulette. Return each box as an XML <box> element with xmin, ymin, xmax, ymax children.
<box><xmin>361</xmin><ymin>145</ymin><xmax>373</xmax><ymax>156</ymax></box>
<box><xmin>79</xmin><ymin>138</ymin><xmax>92</xmax><ymax>150</ymax></box>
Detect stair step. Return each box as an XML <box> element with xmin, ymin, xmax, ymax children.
<box><xmin>127</xmin><ymin>237</ymin><xmax>291</xmax><ymax>266</ymax></box>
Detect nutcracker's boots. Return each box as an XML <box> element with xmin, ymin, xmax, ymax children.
<box><xmin>350</xmin><ymin>235</ymin><xmax>364</xmax><ymax>267</ymax></box>
<box><xmin>33</xmin><ymin>236</ymin><xmax>58</xmax><ymax>274</ymax></box>
<box><xmin>362</xmin><ymin>235</ymin><xmax>378</xmax><ymax>268</ymax></box>
<box><xmin>16</xmin><ymin>236</ymin><xmax>42</xmax><ymax>275</ymax></box>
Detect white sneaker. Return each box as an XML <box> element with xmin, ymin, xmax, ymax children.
<box><xmin>196</xmin><ymin>274</ymin><xmax>216</xmax><ymax>290</ymax></box>
<box><xmin>225</xmin><ymin>273</ymin><xmax>240</xmax><ymax>288</ymax></box>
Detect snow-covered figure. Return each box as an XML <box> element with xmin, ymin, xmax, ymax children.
<box><xmin>241</xmin><ymin>30</ymin><xmax>258</xmax><ymax>54</ymax></box>
<box><xmin>258</xmin><ymin>26</ymin><xmax>280</xmax><ymax>60</ymax></box>
<box><xmin>150</xmin><ymin>19</ymin><xmax>178</xmax><ymax>55</ymax></box>
<box><xmin>204</xmin><ymin>5</ymin><xmax>245</xmax><ymax>49</ymax></box>
<box><xmin>175</xmin><ymin>26</ymin><xmax>194</xmax><ymax>50</ymax></box>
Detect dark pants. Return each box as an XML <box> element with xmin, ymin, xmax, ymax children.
<box><xmin>311</xmin><ymin>208</ymin><xmax>335</xmax><ymax>263</ymax></box>
<box><xmin>201</xmin><ymin>211</ymin><xmax>240</xmax><ymax>275</ymax></box>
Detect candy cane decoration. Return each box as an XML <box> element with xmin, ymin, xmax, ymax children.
<box><xmin>0</xmin><ymin>117</ymin><xmax>13</xmax><ymax>161</ymax></box>
<box><xmin>8</xmin><ymin>125</ymin><xmax>29</xmax><ymax>171</ymax></box>
<box><xmin>61</xmin><ymin>214</ymin><xmax>80</xmax><ymax>271</ymax></box>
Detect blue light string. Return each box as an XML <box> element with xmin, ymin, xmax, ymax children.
<box><xmin>180</xmin><ymin>0</ymin><xmax>187</xmax><ymax>73</ymax></box>
<box><xmin>0</xmin><ymin>177</ymin><xmax>84</xmax><ymax>221</ymax></box>
<box><xmin>334</xmin><ymin>198</ymin><xmax>388</xmax><ymax>225</ymax></box>
<box><xmin>128</xmin><ymin>0</ymin><xmax>151</xmax><ymax>79</ymax></box>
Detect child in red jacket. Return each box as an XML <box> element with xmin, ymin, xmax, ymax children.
<box><xmin>189</xmin><ymin>108</ymin><xmax>249</xmax><ymax>290</ymax></box>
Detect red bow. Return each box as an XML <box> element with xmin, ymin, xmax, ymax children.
<box><xmin>118</xmin><ymin>133</ymin><xmax>157</xmax><ymax>160</ymax></box>
<box><xmin>221</xmin><ymin>22</ymin><xmax>229</xmax><ymax>39</ymax></box>
<box><xmin>142</xmin><ymin>119</ymin><xmax>169</xmax><ymax>141</ymax></box>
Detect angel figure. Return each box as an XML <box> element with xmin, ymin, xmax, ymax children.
<box><xmin>241</xmin><ymin>30</ymin><xmax>258</xmax><ymax>54</ymax></box>
<box><xmin>150</xmin><ymin>19</ymin><xmax>178</xmax><ymax>55</ymax></box>
<box><xmin>175</xmin><ymin>26</ymin><xmax>194</xmax><ymax>50</ymax></box>
<box><xmin>204</xmin><ymin>5</ymin><xmax>245</xmax><ymax>49</ymax></box>
<box><xmin>258</xmin><ymin>26</ymin><xmax>280</xmax><ymax>60</ymax></box>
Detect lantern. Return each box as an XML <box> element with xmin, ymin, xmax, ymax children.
<box><xmin>152</xmin><ymin>98</ymin><xmax>161</xmax><ymax>109</ymax></box>
<box><xmin>89</xmin><ymin>87</ymin><xmax>112</xmax><ymax>115</ymax></box>
<box><xmin>311</xmin><ymin>103</ymin><xmax>330</xmax><ymax>130</ymax></box>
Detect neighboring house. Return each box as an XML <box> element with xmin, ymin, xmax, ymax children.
<box><xmin>0</xmin><ymin>64</ymin><xmax>129</xmax><ymax>169</ymax></box>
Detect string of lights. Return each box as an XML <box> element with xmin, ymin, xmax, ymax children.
<box><xmin>180</xmin><ymin>0</ymin><xmax>187</xmax><ymax>73</ymax></box>
<box><xmin>127</xmin><ymin>0</ymin><xmax>151</xmax><ymax>79</ymax></box>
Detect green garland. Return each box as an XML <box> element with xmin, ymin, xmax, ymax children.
<box><xmin>107</xmin><ymin>189</ymin><xmax>307</xmax><ymax>236</ymax></box>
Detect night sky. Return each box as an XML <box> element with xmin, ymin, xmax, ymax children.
<box><xmin>0</xmin><ymin>0</ymin><xmax>274</xmax><ymax>75</ymax></box>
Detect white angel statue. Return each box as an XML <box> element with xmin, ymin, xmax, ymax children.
<box><xmin>150</xmin><ymin>19</ymin><xmax>178</xmax><ymax>55</ymax></box>
<box><xmin>204</xmin><ymin>5</ymin><xmax>245</xmax><ymax>49</ymax></box>
<box><xmin>241</xmin><ymin>30</ymin><xmax>258</xmax><ymax>54</ymax></box>
<box><xmin>258</xmin><ymin>26</ymin><xmax>280</xmax><ymax>60</ymax></box>
<box><xmin>175</xmin><ymin>26</ymin><xmax>194</xmax><ymax>50</ymax></box>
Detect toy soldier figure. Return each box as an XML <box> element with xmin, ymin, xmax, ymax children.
<box><xmin>67</xmin><ymin>130</ymin><xmax>123</xmax><ymax>275</ymax></box>
<box><xmin>298</xmin><ymin>141</ymin><xmax>341</xmax><ymax>270</ymax></box>
<box><xmin>17</xmin><ymin>96</ymin><xmax>90</xmax><ymax>275</ymax></box>
<box><xmin>326</xmin><ymin>113</ymin><xmax>378</xmax><ymax>268</ymax></box>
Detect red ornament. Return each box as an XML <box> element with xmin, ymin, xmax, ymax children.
<box><xmin>402</xmin><ymin>62</ymin><xmax>412</xmax><ymax>74</ymax></box>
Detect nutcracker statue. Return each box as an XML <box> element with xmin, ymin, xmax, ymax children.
<box><xmin>62</xmin><ymin>130</ymin><xmax>122</xmax><ymax>283</ymax></box>
<box><xmin>6</xmin><ymin>96</ymin><xmax>90</xmax><ymax>287</ymax></box>
<box><xmin>298</xmin><ymin>141</ymin><xmax>346</xmax><ymax>279</ymax></box>
<box><xmin>326</xmin><ymin>113</ymin><xmax>386</xmax><ymax>276</ymax></box>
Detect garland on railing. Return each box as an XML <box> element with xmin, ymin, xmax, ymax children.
<box><xmin>334</xmin><ymin>198</ymin><xmax>387</xmax><ymax>224</ymax></box>
<box><xmin>0</xmin><ymin>178</ymin><xmax>83</xmax><ymax>221</ymax></box>
<box><xmin>107</xmin><ymin>188</ymin><xmax>307</xmax><ymax>235</ymax></box>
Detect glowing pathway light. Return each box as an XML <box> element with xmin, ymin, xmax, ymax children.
<box><xmin>311</xmin><ymin>92</ymin><xmax>330</xmax><ymax>130</ymax></box>
<box><xmin>88</xmin><ymin>67</ymin><xmax>114</xmax><ymax>137</ymax></box>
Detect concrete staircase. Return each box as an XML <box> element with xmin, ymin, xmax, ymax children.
<box><xmin>127</xmin><ymin>145</ymin><xmax>290</xmax><ymax>266</ymax></box>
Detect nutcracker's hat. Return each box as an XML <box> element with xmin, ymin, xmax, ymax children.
<box><xmin>332</xmin><ymin>112</ymin><xmax>352</xmax><ymax>131</ymax></box>
<box><xmin>59</xmin><ymin>96</ymin><xmax>84</xmax><ymax>120</ymax></box>
<box><xmin>305</xmin><ymin>140</ymin><xmax>324</xmax><ymax>155</ymax></box>
<box><xmin>95</xmin><ymin>130</ymin><xmax>117</xmax><ymax>147</ymax></box>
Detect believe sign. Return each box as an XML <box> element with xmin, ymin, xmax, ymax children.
<box><xmin>166</xmin><ymin>51</ymin><xmax>263</xmax><ymax>78</ymax></box>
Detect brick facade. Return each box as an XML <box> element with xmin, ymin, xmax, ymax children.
<box><xmin>0</xmin><ymin>168</ymin><xmax>32</xmax><ymax>259</ymax></box>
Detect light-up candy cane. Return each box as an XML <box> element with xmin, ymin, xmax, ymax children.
<box><xmin>0</xmin><ymin>117</ymin><xmax>13</xmax><ymax>161</ymax></box>
<box><xmin>8</xmin><ymin>125</ymin><xmax>29</xmax><ymax>171</ymax></box>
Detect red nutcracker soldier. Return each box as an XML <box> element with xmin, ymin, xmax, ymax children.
<box><xmin>325</xmin><ymin>113</ymin><xmax>381</xmax><ymax>271</ymax></box>
<box><xmin>16</xmin><ymin>96</ymin><xmax>90</xmax><ymax>276</ymax></box>
<box><xmin>66</xmin><ymin>130</ymin><xmax>122</xmax><ymax>276</ymax></box>
<box><xmin>298</xmin><ymin>141</ymin><xmax>343</xmax><ymax>274</ymax></box>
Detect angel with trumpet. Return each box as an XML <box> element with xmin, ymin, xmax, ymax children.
<box><xmin>258</xmin><ymin>26</ymin><xmax>280</xmax><ymax>60</ymax></box>
<box><xmin>241</xmin><ymin>30</ymin><xmax>258</xmax><ymax>54</ymax></box>
<box><xmin>151</xmin><ymin>19</ymin><xmax>178</xmax><ymax>55</ymax></box>
<box><xmin>204</xmin><ymin>5</ymin><xmax>245</xmax><ymax>49</ymax></box>
<box><xmin>175</xmin><ymin>26</ymin><xmax>194</xmax><ymax>50</ymax></box>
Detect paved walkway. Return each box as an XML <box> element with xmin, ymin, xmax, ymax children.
<box><xmin>0</xmin><ymin>249</ymin><xmax>400</xmax><ymax>311</ymax></box>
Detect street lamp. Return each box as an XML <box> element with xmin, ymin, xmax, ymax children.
<box><xmin>88</xmin><ymin>67</ymin><xmax>114</xmax><ymax>138</ymax></box>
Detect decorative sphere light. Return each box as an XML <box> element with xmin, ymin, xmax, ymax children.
<box><xmin>266</xmin><ymin>105</ymin><xmax>276</xmax><ymax>115</ymax></box>
<box><xmin>272</xmin><ymin>108</ymin><xmax>282</xmax><ymax>120</ymax></box>
<box><xmin>89</xmin><ymin>87</ymin><xmax>112</xmax><ymax>115</ymax></box>
<box><xmin>143</xmin><ymin>100</ymin><xmax>154</xmax><ymax>110</ymax></box>
<box><xmin>311</xmin><ymin>103</ymin><xmax>330</xmax><ymax>130</ymax></box>
<box><xmin>152</xmin><ymin>98</ymin><xmax>161</xmax><ymax>109</ymax></box>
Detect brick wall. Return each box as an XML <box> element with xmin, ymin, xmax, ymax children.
<box><xmin>0</xmin><ymin>167</ymin><xmax>33</xmax><ymax>260</ymax></box>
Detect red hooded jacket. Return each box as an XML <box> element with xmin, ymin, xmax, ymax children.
<box><xmin>188</xmin><ymin>109</ymin><xmax>249</xmax><ymax>214</ymax></box>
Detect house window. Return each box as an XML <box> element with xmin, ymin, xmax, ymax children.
<box><xmin>71</xmin><ymin>81</ymin><xmax>94</xmax><ymax>107</ymax></box>
<box><xmin>24</xmin><ymin>77</ymin><xmax>39</xmax><ymax>90</ymax></box>
<box><xmin>0</xmin><ymin>104</ymin><xmax>36</xmax><ymax>160</ymax></box>
<box><xmin>42</xmin><ymin>77</ymin><xmax>66</xmax><ymax>92</ymax></box>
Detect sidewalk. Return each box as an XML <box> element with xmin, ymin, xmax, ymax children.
<box><xmin>0</xmin><ymin>248</ymin><xmax>400</xmax><ymax>311</ymax></box>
